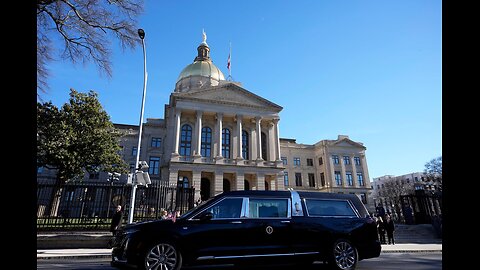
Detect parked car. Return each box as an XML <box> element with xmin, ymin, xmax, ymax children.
<box><xmin>111</xmin><ymin>190</ymin><xmax>381</xmax><ymax>270</ymax></box>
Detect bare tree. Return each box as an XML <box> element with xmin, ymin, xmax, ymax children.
<box><xmin>378</xmin><ymin>180</ymin><xmax>414</xmax><ymax>221</ymax></box>
<box><xmin>37</xmin><ymin>0</ymin><xmax>144</xmax><ymax>94</ymax></box>
<box><xmin>424</xmin><ymin>156</ymin><xmax>442</xmax><ymax>192</ymax></box>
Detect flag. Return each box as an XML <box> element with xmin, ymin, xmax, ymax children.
<box><xmin>227</xmin><ymin>52</ymin><xmax>231</xmax><ymax>71</ymax></box>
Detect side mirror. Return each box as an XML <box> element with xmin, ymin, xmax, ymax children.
<box><xmin>199</xmin><ymin>211</ymin><xmax>213</xmax><ymax>221</ymax></box>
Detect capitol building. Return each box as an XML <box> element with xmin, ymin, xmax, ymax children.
<box><xmin>115</xmin><ymin>33</ymin><xmax>375</xmax><ymax>211</ymax></box>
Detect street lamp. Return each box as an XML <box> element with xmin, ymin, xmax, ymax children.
<box><xmin>128</xmin><ymin>28</ymin><xmax>148</xmax><ymax>224</ymax></box>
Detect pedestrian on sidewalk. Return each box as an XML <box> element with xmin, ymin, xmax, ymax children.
<box><xmin>110</xmin><ymin>205</ymin><xmax>124</xmax><ymax>236</ymax></box>
<box><xmin>385</xmin><ymin>214</ymin><xmax>395</xmax><ymax>245</ymax></box>
<box><xmin>377</xmin><ymin>215</ymin><xmax>386</xmax><ymax>244</ymax></box>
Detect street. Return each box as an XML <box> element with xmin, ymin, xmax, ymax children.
<box><xmin>37</xmin><ymin>253</ymin><xmax>442</xmax><ymax>270</ymax></box>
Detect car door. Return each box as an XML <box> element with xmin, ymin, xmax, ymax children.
<box><xmin>180</xmin><ymin>197</ymin><xmax>251</xmax><ymax>260</ymax></box>
<box><xmin>242</xmin><ymin>197</ymin><xmax>292</xmax><ymax>257</ymax></box>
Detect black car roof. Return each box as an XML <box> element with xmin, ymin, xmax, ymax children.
<box><xmin>219</xmin><ymin>190</ymin><xmax>291</xmax><ymax>197</ymax></box>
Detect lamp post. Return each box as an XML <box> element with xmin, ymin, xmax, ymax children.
<box><xmin>128</xmin><ymin>28</ymin><xmax>148</xmax><ymax>224</ymax></box>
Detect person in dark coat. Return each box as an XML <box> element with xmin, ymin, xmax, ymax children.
<box><xmin>110</xmin><ymin>205</ymin><xmax>123</xmax><ymax>236</ymax></box>
<box><xmin>385</xmin><ymin>214</ymin><xmax>395</xmax><ymax>245</ymax></box>
<box><xmin>377</xmin><ymin>216</ymin><xmax>386</xmax><ymax>244</ymax></box>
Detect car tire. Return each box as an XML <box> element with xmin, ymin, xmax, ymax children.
<box><xmin>328</xmin><ymin>239</ymin><xmax>358</xmax><ymax>270</ymax></box>
<box><xmin>141</xmin><ymin>242</ymin><xmax>182</xmax><ymax>270</ymax></box>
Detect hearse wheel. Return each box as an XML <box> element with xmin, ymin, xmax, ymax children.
<box><xmin>329</xmin><ymin>239</ymin><xmax>358</xmax><ymax>270</ymax></box>
<box><xmin>142</xmin><ymin>242</ymin><xmax>182</xmax><ymax>270</ymax></box>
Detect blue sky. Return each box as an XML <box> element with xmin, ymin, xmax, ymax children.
<box><xmin>39</xmin><ymin>0</ymin><xmax>442</xmax><ymax>180</ymax></box>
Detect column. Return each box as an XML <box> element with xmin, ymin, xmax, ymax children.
<box><xmin>236</xmin><ymin>115</ymin><xmax>243</xmax><ymax>160</ymax></box>
<box><xmin>351</xmin><ymin>156</ymin><xmax>358</xmax><ymax>187</ymax></box>
<box><xmin>172</xmin><ymin>109</ymin><xmax>182</xmax><ymax>155</ymax></box>
<box><xmin>360</xmin><ymin>153</ymin><xmax>371</xmax><ymax>188</ymax></box>
<box><xmin>193</xmin><ymin>111</ymin><xmax>203</xmax><ymax>160</ymax></box>
<box><xmin>340</xmin><ymin>156</ymin><xmax>347</xmax><ymax>187</ymax></box>
<box><xmin>192</xmin><ymin>170</ymin><xmax>202</xmax><ymax>201</ymax></box>
<box><xmin>214</xmin><ymin>171</ymin><xmax>224</xmax><ymax>195</ymax></box>
<box><xmin>215</xmin><ymin>113</ymin><xmax>223</xmax><ymax>159</ymax></box>
<box><xmin>255</xmin><ymin>117</ymin><xmax>263</xmax><ymax>161</ymax></box>
<box><xmin>256</xmin><ymin>173</ymin><xmax>265</xmax><ymax>190</ymax></box>
<box><xmin>268</xmin><ymin>121</ymin><xmax>275</xmax><ymax>161</ymax></box>
<box><xmin>273</xmin><ymin>119</ymin><xmax>281</xmax><ymax>161</ymax></box>
<box><xmin>329</xmin><ymin>155</ymin><xmax>336</xmax><ymax>187</ymax></box>
<box><xmin>236</xmin><ymin>172</ymin><xmax>245</xmax><ymax>190</ymax></box>
<box><xmin>250</xmin><ymin>126</ymin><xmax>257</xmax><ymax>160</ymax></box>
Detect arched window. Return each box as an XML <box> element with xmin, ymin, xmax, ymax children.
<box><xmin>242</xmin><ymin>130</ymin><xmax>249</xmax><ymax>160</ymax></box>
<box><xmin>222</xmin><ymin>128</ymin><xmax>231</xmax><ymax>158</ymax></box>
<box><xmin>201</xmin><ymin>127</ymin><xmax>212</xmax><ymax>157</ymax></box>
<box><xmin>261</xmin><ymin>132</ymin><xmax>267</xmax><ymax>160</ymax></box>
<box><xmin>180</xmin><ymin>124</ymin><xmax>192</xmax><ymax>156</ymax></box>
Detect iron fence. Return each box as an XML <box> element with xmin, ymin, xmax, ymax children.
<box><xmin>37</xmin><ymin>180</ymin><xmax>195</xmax><ymax>231</ymax></box>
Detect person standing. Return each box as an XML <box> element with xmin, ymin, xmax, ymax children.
<box><xmin>377</xmin><ymin>216</ymin><xmax>386</xmax><ymax>244</ymax></box>
<box><xmin>110</xmin><ymin>205</ymin><xmax>123</xmax><ymax>236</ymax></box>
<box><xmin>385</xmin><ymin>214</ymin><xmax>395</xmax><ymax>245</ymax></box>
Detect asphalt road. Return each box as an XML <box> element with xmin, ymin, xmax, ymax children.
<box><xmin>37</xmin><ymin>253</ymin><xmax>442</xmax><ymax>270</ymax></box>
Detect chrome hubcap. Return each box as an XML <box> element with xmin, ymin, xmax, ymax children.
<box><xmin>334</xmin><ymin>241</ymin><xmax>356</xmax><ymax>269</ymax></box>
<box><xmin>145</xmin><ymin>243</ymin><xmax>177</xmax><ymax>270</ymax></box>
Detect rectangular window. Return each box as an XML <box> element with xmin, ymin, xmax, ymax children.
<box><xmin>354</xmin><ymin>157</ymin><xmax>361</xmax><ymax>166</ymax></box>
<box><xmin>305</xmin><ymin>199</ymin><xmax>357</xmax><ymax>217</ymax></box>
<box><xmin>148</xmin><ymin>156</ymin><xmax>160</xmax><ymax>175</ymax></box>
<box><xmin>295</xmin><ymin>173</ymin><xmax>302</xmax><ymax>186</ymax></box>
<box><xmin>293</xmin><ymin>157</ymin><xmax>301</xmax><ymax>166</ymax></box>
<box><xmin>377</xmin><ymin>185</ymin><xmax>380</xmax><ymax>190</ymax></box>
<box><xmin>357</xmin><ymin>173</ymin><xmax>364</xmax><ymax>186</ymax></box>
<box><xmin>332</xmin><ymin>155</ymin><xmax>339</xmax><ymax>164</ymax></box>
<box><xmin>249</xmin><ymin>198</ymin><xmax>289</xmax><ymax>218</ymax></box>
<box><xmin>308</xmin><ymin>173</ymin><xmax>315</xmax><ymax>187</ymax></box>
<box><xmin>284</xmin><ymin>172</ymin><xmax>289</xmax><ymax>187</ymax></box>
<box><xmin>319</xmin><ymin>157</ymin><xmax>323</xmax><ymax>165</ymax></box>
<box><xmin>343</xmin><ymin>156</ymin><xmax>351</xmax><ymax>165</ymax></box>
<box><xmin>335</xmin><ymin>171</ymin><xmax>342</xmax><ymax>186</ymax></box>
<box><xmin>346</xmin><ymin>172</ymin><xmax>353</xmax><ymax>186</ymax></box>
<box><xmin>320</xmin><ymin>172</ymin><xmax>325</xmax><ymax>186</ymax></box>
<box><xmin>307</xmin><ymin>158</ymin><xmax>313</xmax><ymax>166</ymax></box>
<box><xmin>132</xmin><ymin>147</ymin><xmax>137</xmax><ymax>156</ymax></box>
<box><xmin>281</xmin><ymin>157</ymin><xmax>287</xmax><ymax>165</ymax></box>
<box><xmin>151</xmin><ymin>137</ymin><xmax>162</xmax><ymax>148</ymax></box>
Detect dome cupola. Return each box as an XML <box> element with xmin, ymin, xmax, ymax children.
<box><xmin>175</xmin><ymin>30</ymin><xmax>225</xmax><ymax>92</ymax></box>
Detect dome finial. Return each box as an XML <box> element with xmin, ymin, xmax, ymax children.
<box><xmin>202</xmin><ymin>29</ymin><xmax>207</xmax><ymax>44</ymax></box>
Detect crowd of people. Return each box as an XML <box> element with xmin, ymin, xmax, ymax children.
<box><xmin>373</xmin><ymin>212</ymin><xmax>395</xmax><ymax>245</ymax></box>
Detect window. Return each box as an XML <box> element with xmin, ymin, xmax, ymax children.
<box><xmin>284</xmin><ymin>172</ymin><xmax>289</xmax><ymax>186</ymax></box>
<box><xmin>222</xmin><ymin>128</ymin><xmax>231</xmax><ymax>158</ymax></box>
<box><xmin>130</xmin><ymin>163</ymin><xmax>136</xmax><ymax>173</ymax></box>
<box><xmin>343</xmin><ymin>156</ymin><xmax>351</xmax><ymax>165</ymax></box>
<box><xmin>249</xmin><ymin>198</ymin><xmax>288</xmax><ymax>218</ymax></box>
<box><xmin>320</xmin><ymin>172</ymin><xmax>325</xmax><ymax>186</ymax></box>
<box><xmin>354</xmin><ymin>157</ymin><xmax>361</xmax><ymax>166</ymax></box>
<box><xmin>376</xmin><ymin>185</ymin><xmax>380</xmax><ymax>190</ymax></box>
<box><xmin>281</xmin><ymin>157</ymin><xmax>287</xmax><ymax>165</ymax></box>
<box><xmin>357</xmin><ymin>173</ymin><xmax>364</xmax><ymax>186</ymax></box>
<box><xmin>132</xmin><ymin>147</ymin><xmax>137</xmax><ymax>156</ymax></box>
<box><xmin>201</xmin><ymin>127</ymin><xmax>212</xmax><ymax>157</ymax></box>
<box><xmin>89</xmin><ymin>172</ymin><xmax>99</xmax><ymax>179</ymax></box>
<box><xmin>177</xmin><ymin>176</ymin><xmax>189</xmax><ymax>188</ymax></box>
<box><xmin>149</xmin><ymin>156</ymin><xmax>160</xmax><ymax>175</ymax></box>
<box><xmin>37</xmin><ymin>166</ymin><xmax>44</xmax><ymax>173</ymax></box>
<box><xmin>242</xmin><ymin>130</ymin><xmax>249</xmax><ymax>159</ymax></box>
<box><xmin>335</xmin><ymin>171</ymin><xmax>342</xmax><ymax>186</ymax></box>
<box><xmin>346</xmin><ymin>172</ymin><xmax>353</xmax><ymax>186</ymax></box>
<box><xmin>261</xmin><ymin>132</ymin><xmax>267</xmax><ymax>160</ymax></box>
<box><xmin>293</xmin><ymin>157</ymin><xmax>301</xmax><ymax>166</ymax></box>
<box><xmin>319</xmin><ymin>157</ymin><xmax>323</xmax><ymax>165</ymax></box>
<box><xmin>180</xmin><ymin>124</ymin><xmax>192</xmax><ymax>156</ymax></box>
<box><xmin>360</xmin><ymin>193</ymin><xmax>367</xmax><ymax>204</ymax></box>
<box><xmin>308</xmin><ymin>173</ymin><xmax>315</xmax><ymax>187</ymax></box>
<box><xmin>200</xmin><ymin>198</ymin><xmax>243</xmax><ymax>219</ymax></box>
<box><xmin>151</xmin><ymin>137</ymin><xmax>162</xmax><ymax>148</ymax></box>
<box><xmin>305</xmin><ymin>199</ymin><xmax>357</xmax><ymax>217</ymax></box>
<box><xmin>295</xmin><ymin>173</ymin><xmax>302</xmax><ymax>186</ymax></box>
<box><xmin>332</xmin><ymin>155</ymin><xmax>339</xmax><ymax>164</ymax></box>
<box><xmin>307</xmin><ymin>158</ymin><xmax>313</xmax><ymax>166</ymax></box>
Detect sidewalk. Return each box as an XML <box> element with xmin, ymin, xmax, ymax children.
<box><xmin>37</xmin><ymin>243</ymin><xmax>442</xmax><ymax>260</ymax></box>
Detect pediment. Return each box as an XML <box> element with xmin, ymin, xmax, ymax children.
<box><xmin>332</xmin><ymin>138</ymin><xmax>366</xmax><ymax>149</ymax></box>
<box><xmin>173</xmin><ymin>83</ymin><xmax>282</xmax><ymax>112</ymax></box>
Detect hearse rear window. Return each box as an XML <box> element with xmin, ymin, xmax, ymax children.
<box><xmin>305</xmin><ymin>199</ymin><xmax>357</xmax><ymax>217</ymax></box>
<box><xmin>248</xmin><ymin>198</ymin><xmax>288</xmax><ymax>218</ymax></box>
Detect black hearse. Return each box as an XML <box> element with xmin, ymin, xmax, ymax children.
<box><xmin>111</xmin><ymin>190</ymin><xmax>381</xmax><ymax>270</ymax></box>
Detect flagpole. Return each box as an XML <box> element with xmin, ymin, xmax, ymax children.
<box><xmin>229</xmin><ymin>42</ymin><xmax>232</xmax><ymax>78</ymax></box>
